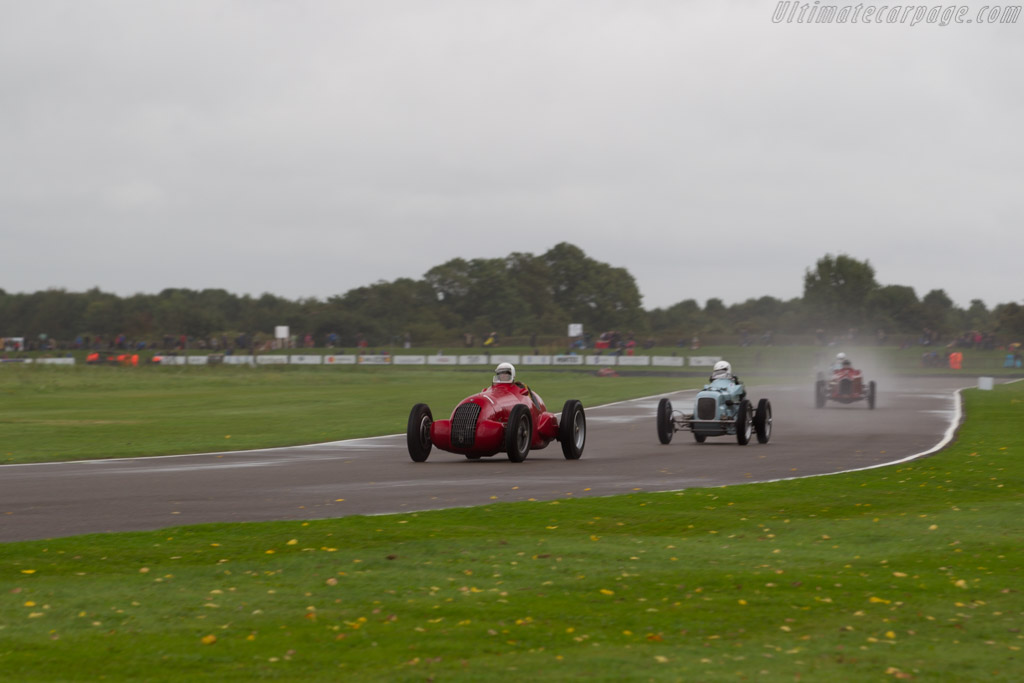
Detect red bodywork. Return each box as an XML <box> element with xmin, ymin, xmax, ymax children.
<box><xmin>430</xmin><ymin>383</ymin><xmax>560</xmax><ymax>457</ymax></box>
<box><xmin>827</xmin><ymin>366</ymin><xmax>867</xmax><ymax>403</ymax></box>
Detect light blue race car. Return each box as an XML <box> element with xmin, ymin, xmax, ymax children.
<box><xmin>656</xmin><ymin>361</ymin><xmax>772</xmax><ymax>445</ymax></box>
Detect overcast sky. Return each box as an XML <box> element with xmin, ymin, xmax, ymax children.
<box><xmin>2</xmin><ymin>1</ymin><xmax>1021</xmax><ymax>311</ymax></box>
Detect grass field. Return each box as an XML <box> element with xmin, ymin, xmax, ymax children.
<box><xmin>0</xmin><ymin>365</ymin><xmax>702</xmax><ymax>464</ymax></box>
<box><xmin>1</xmin><ymin>367</ymin><xmax>1021</xmax><ymax>681</ymax></box>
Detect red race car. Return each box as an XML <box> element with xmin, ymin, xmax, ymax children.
<box><xmin>407</xmin><ymin>362</ymin><xmax>586</xmax><ymax>462</ymax></box>
<box><xmin>815</xmin><ymin>353</ymin><xmax>876</xmax><ymax>409</ymax></box>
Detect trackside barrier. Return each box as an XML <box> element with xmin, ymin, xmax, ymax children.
<box><xmin>392</xmin><ymin>355</ymin><xmax>427</xmax><ymax>365</ymax></box>
<box><xmin>10</xmin><ymin>353</ymin><xmax>715</xmax><ymax>369</ymax></box>
<box><xmin>357</xmin><ymin>355</ymin><xmax>391</xmax><ymax>365</ymax></box>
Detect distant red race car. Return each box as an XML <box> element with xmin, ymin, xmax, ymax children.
<box><xmin>406</xmin><ymin>363</ymin><xmax>586</xmax><ymax>462</ymax></box>
<box><xmin>816</xmin><ymin>356</ymin><xmax>876</xmax><ymax>409</ymax></box>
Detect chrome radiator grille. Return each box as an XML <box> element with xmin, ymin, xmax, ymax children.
<box><xmin>451</xmin><ymin>403</ymin><xmax>481</xmax><ymax>448</ymax></box>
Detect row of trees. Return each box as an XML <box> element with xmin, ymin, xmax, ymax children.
<box><xmin>2</xmin><ymin>247</ymin><xmax>1023</xmax><ymax>349</ymax></box>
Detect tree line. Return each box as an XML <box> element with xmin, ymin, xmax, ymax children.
<box><xmin>2</xmin><ymin>246</ymin><xmax>1022</xmax><ymax>350</ymax></box>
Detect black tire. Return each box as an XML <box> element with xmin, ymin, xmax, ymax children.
<box><xmin>505</xmin><ymin>404</ymin><xmax>532</xmax><ymax>463</ymax></box>
<box><xmin>693</xmin><ymin>432</ymin><xmax>706</xmax><ymax>443</ymax></box>
<box><xmin>868</xmin><ymin>380</ymin><xmax>877</xmax><ymax>410</ymax></box>
<box><xmin>559</xmin><ymin>400</ymin><xmax>586</xmax><ymax>459</ymax></box>
<box><xmin>656</xmin><ymin>398</ymin><xmax>674</xmax><ymax>445</ymax></box>
<box><xmin>754</xmin><ymin>398</ymin><xmax>772</xmax><ymax>444</ymax></box>
<box><xmin>736</xmin><ymin>399</ymin><xmax>752</xmax><ymax>445</ymax></box>
<box><xmin>407</xmin><ymin>403</ymin><xmax>433</xmax><ymax>462</ymax></box>
<box><xmin>815</xmin><ymin>380</ymin><xmax>826</xmax><ymax>409</ymax></box>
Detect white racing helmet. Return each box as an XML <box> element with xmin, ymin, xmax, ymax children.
<box><xmin>710</xmin><ymin>360</ymin><xmax>732</xmax><ymax>380</ymax></box>
<box><xmin>493</xmin><ymin>362</ymin><xmax>516</xmax><ymax>385</ymax></box>
<box><xmin>836</xmin><ymin>352</ymin><xmax>847</xmax><ymax>362</ymax></box>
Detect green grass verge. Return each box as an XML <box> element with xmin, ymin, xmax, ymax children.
<box><xmin>1</xmin><ymin>382</ymin><xmax>1021</xmax><ymax>681</ymax></box>
<box><xmin>0</xmin><ymin>365</ymin><xmax>701</xmax><ymax>464</ymax></box>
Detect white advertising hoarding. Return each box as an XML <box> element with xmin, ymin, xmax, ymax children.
<box><xmin>392</xmin><ymin>355</ymin><xmax>427</xmax><ymax>365</ymax></box>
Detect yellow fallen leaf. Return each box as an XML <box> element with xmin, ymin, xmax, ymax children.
<box><xmin>600</xmin><ymin>589</ymin><xmax>615</xmax><ymax>596</ymax></box>
<box><xmin>201</xmin><ymin>634</ymin><xmax>217</xmax><ymax>645</ymax></box>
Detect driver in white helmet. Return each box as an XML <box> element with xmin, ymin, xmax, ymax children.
<box><xmin>709</xmin><ymin>360</ymin><xmax>735</xmax><ymax>382</ymax></box>
<box><xmin>833</xmin><ymin>352</ymin><xmax>852</xmax><ymax>370</ymax></box>
<box><xmin>491</xmin><ymin>362</ymin><xmax>534</xmax><ymax>401</ymax></box>
<box><xmin>708</xmin><ymin>359</ymin><xmax>745</xmax><ymax>399</ymax></box>
<box><xmin>493</xmin><ymin>362</ymin><xmax>517</xmax><ymax>385</ymax></box>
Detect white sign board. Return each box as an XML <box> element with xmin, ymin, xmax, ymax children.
<box><xmin>392</xmin><ymin>355</ymin><xmax>427</xmax><ymax>365</ymax></box>
<box><xmin>275</xmin><ymin>326</ymin><xmax>289</xmax><ymax>339</ymax></box>
<box><xmin>289</xmin><ymin>355</ymin><xmax>323</xmax><ymax>365</ymax></box>
<box><xmin>357</xmin><ymin>354</ymin><xmax>392</xmax><ymax>365</ymax></box>
<box><xmin>688</xmin><ymin>356</ymin><xmax>723</xmax><ymax>367</ymax></box>
<box><xmin>568</xmin><ymin>323</ymin><xmax>583</xmax><ymax>338</ymax></box>
<box><xmin>427</xmin><ymin>355</ymin><xmax>458</xmax><ymax>365</ymax></box>
<box><xmin>323</xmin><ymin>355</ymin><xmax>357</xmax><ymax>365</ymax></box>
<box><xmin>552</xmin><ymin>354</ymin><xmax>584</xmax><ymax>366</ymax></box>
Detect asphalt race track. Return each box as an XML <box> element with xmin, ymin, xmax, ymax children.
<box><xmin>0</xmin><ymin>376</ymin><xmax>980</xmax><ymax>543</ymax></box>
